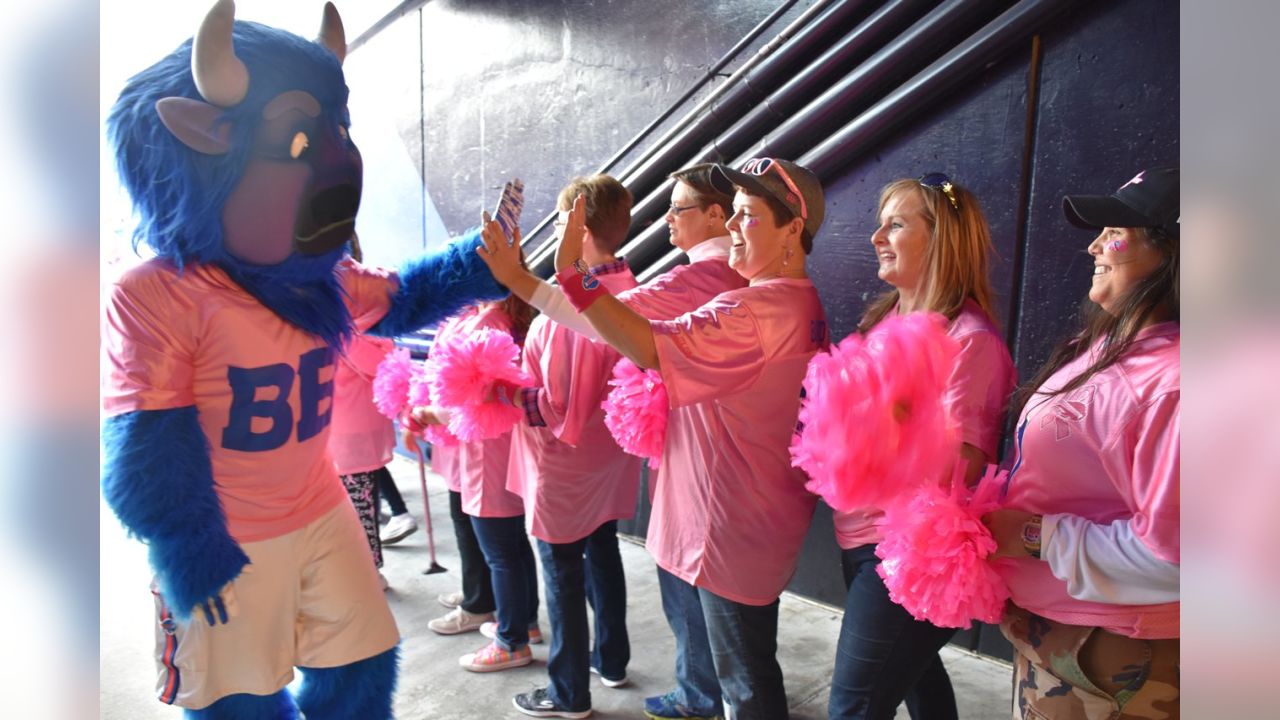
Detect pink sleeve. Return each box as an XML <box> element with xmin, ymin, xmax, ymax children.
<box><xmin>1105</xmin><ymin>391</ymin><xmax>1180</xmax><ymax>563</ymax></box>
<box><xmin>340</xmin><ymin>259</ymin><xmax>397</xmax><ymax>332</ymax></box>
<box><xmin>534</xmin><ymin>325</ymin><xmax>618</xmax><ymax>446</ymax></box>
<box><xmin>652</xmin><ymin>297</ymin><xmax>765</xmax><ymax>408</ymax></box>
<box><xmin>101</xmin><ymin>272</ymin><xmax>196</xmax><ymax>415</ymax></box>
<box><xmin>946</xmin><ymin>329</ymin><xmax>1015</xmax><ymax>458</ymax></box>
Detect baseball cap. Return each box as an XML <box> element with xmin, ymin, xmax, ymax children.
<box><xmin>1062</xmin><ymin>166</ymin><xmax>1179</xmax><ymax>238</ymax></box>
<box><xmin>710</xmin><ymin>157</ymin><xmax>826</xmax><ymax>240</ymax></box>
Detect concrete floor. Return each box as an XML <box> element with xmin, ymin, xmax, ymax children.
<box><xmin>101</xmin><ymin>454</ymin><xmax>1012</xmax><ymax>719</ymax></box>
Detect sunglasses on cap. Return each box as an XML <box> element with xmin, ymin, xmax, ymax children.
<box><xmin>918</xmin><ymin>172</ymin><xmax>960</xmax><ymax>212</ymax></box>
<box><xmin>740</xmin><ymin>157</ymin><xmax>808</xmax><ymax>221</ymax></box>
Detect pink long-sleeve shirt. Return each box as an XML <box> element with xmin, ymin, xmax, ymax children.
<box><xmin>429</xmin><ymin>305</ymin><xmax>525</xmax><ymax>517</ymax></box>
<box><xmin>833</xmin><ymin>301</ymin><xmax>1017</xmax><ymax>549</ymax></box>
<box><xmin>996</xmin><ymin>322</ymin><xmax>1180</xmax><ymax>639</ymax></box>
<box><xmin>103</xmin><ymin>258</ymin><xmax>395</xmax><ymax>543</ymax></box>
<box><xmin>508</xmin><ymin>263</ymin><xmax>642</xmax><ymax>543</ymax></box>
<box><xmin>647</xmin><ymin>277</ymin><xmax>828</xmax><ymax>606</ymax></box>
<box><xmin>331</xmin><ymin>334</ymin><xmax>397</xmax><ymax>476</ymax></box>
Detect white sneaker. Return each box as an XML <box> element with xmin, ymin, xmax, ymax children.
<box><xmin>589</xmin><ymin>665</ymin><xmax>629</xmax><ymax>688</ymax></box>
<box><xmin>438</xmin><ymin>591</ymin><xmax>465</xmax><ymax>609</ymax></box>
<box><xmin>480</xmin><ymin>620</ymin><xmax>543</xmax><ymax>644</ymax></box>
<box><xmin>380</xmin><ymin>513</ymin><xmax>417</xmax><ymax>545</ymax></box>
<box><xmin>428</xmin><ymin>607</ymin><xmax>494</xmax><ymax>635</ymax></box>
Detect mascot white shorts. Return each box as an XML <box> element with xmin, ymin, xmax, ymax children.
<box><xmin>151</xmin><ymin>500</ymin><xmax>399</xmax><ymax>709</ymax></box>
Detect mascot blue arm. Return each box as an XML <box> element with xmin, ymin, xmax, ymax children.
<box><xmin>102</xmin><ymin>406</ymin><xmax>247</xmax><ymax>621</ymax></box>
<box><xmin>369</xmin><ymin>227</ymin><xmax>506</xmax><ymax>338</ymax></box>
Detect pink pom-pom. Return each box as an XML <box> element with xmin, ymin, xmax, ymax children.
<box><xmin>875</xmin><ymin>466</ymin><xmax>1011</xmax><ymax>629</ymax></box>
<box><xmin>790</xmin><ymin>313</ymin><xmax>960</xmax><ymax>512</ymax></box>
<box><xmin>424</xmin><ymin>328</ymin><xmax>533</xmax><ymax>442</ymax></box>
<box><xmin>372</xmin><ymin>347</ymin><xmax>414</xmax><ymax>419</ymax></box>
<box><xmin>426</xmin><ymin>328</ymin><xmax>531</xmax><ymax>407</ymax></box>
<box><xmin>448</xmin><ymin>397</ymin><xmax>525</xmax><ymax>442</ymax></box>
<box><xmin>602</xmin><ymin>359</ymin><xmax>669</xmax><ymax>466</ymax></box>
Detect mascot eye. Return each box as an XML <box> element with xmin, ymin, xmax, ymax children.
<box><xmin>337</xmin><ymin>125</ymin><xmax>349</xmax><ymax>140</ymax></box>
<box><xmin>289</xmin><ymin>131</ymin><xmax>311</xmax><ymax>159</ymax></box>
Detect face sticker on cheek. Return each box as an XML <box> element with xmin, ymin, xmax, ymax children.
<box><xmin>1106</xmin><ymin>238</ymin><xmax>1128</xmax><ymax>253</ymax></box>
<box><xmin>744</xmin><ymin>216</ymin><xmax>760</xmax><ymax>228</ymax></box>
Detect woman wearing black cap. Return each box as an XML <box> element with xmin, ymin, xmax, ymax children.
<box><xmin>983</xmin><ymin>167</ymin><xmax>1180</xmax><ymax>719</ymax></box>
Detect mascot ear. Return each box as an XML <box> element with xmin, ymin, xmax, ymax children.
<box><xmin>155</xmin><ymin>97</ymin><xmax>233</xmax><ymax>155</ymax></box>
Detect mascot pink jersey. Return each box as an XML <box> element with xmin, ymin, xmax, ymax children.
<box><xmin>101</xmin><ymin>1</ymin><xmax>505</xmax><ymax>717</ymax></box>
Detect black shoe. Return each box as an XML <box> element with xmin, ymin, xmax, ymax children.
<box><xmin>512</xmin><ymin>687</ymin><xmax>592</xmax><ymax>718</ymax></box>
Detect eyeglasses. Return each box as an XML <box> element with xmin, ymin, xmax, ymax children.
<box><xmin>918</xmin><ymin>172</ymin><xmax>960</xmax><ymax>212</ymax></box>
<box><xmin>740</xmin><ymin>157</ymin><xmax>808</xmax><ymax>221</ymax></box>
<box><xmin>667</xmin><ymin>203</ymin><xmax>699</xmax><ymax>216</ymax></box>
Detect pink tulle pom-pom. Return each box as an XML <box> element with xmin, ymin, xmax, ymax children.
<box><xmin>426</xmin><ymin>328</ymin><xmax>531</xmax><ymax>407</ymax></box>
<box><xmin>602</xmin><ymin>359</ymin><xmax>669</xmax><ymax>466</ymax></box>
<box><xmin>423</xmin><ymin>328</ymin><xmax>533</xmax><ymax>442</ymax></box>
<box><xmin>875</xmin><ymin>466</ymin><xmax>1011</xmax><ymax>629</ymax></box>
<box><xmin>448</xmin><ymin>396</ymin><xmax>526</xmax><ymax>442</ymax></box>
<box><xmin>372</xmin><ymin>347</ymin><xmax>414</xmax><ymax>419</ymax></box>
<box><xmin>790</xmin><ymin>313</ymin><xmax>960</xmax><ymax>512</ymax></box>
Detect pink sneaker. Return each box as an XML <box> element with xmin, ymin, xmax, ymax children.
<box><xmin>480</xmin><ymin>620</ymin><xmax>543</xmax><ymax>645</ymax></box>
<box><xmin>458</xmin><ymin>640</ymin><xmax>533</xmax><ymax>673</ymax></box>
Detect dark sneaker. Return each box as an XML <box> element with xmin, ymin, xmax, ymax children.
<box><xmin>513</xmin><ymin>687</ymin><xmax>592</xmax><ymax>718</ymax></box>
<box><xmin>643</xmin><ymin>690</ymin><xmax>723</xmax><ymax>720</ymax></box>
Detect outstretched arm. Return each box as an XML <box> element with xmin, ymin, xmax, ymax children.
<box><xmin>370</xmin><ymin>228</ymin><xmax>508</xmax><ymax>338</ymax></box>
<box><xmin>102</xmin><ymin>407</ymin><xmax>247</xmax><ymax>623</ymax></box>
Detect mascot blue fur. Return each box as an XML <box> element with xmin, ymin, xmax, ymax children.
<box><xmin>101</xmin><ymin>2</ymin><xmax>504</xmax><ymax>717</ymax></box>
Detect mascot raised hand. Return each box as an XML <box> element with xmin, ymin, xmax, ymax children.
<box><xmin>101</xmin><ymin>2</ymin><xmax>504</xmax><ymax>717</ymax></box>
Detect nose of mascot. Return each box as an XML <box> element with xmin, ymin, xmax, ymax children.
<box><xmin>294</xmin><ymin>124</ymin><xmax>362</xmax><ymax>256</ymax></box>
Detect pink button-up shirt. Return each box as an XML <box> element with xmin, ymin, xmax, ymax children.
<box><xmin>508</xmin><ymin>264</ymin><xmax>642</xmax><ymax>543</ymax></box>
<box><xmin>103</xmin><ymin>258</ymin><xmax>395</xmax><ymax>543</ymax></box>
<box><xmin>996</xmin><ymin>322</ymin><xmax>1179</xmax><ymax>639</ymax></box>
<box><xmin>833</xmin><ymin>300</ymin><xmax>1017</xmax><ymax>549</ymax></box>
<box><xmin>331</xmin><ymin>334</ymin><xmax>397</xmax><ymax>476</ymax></box>
<box><xmin>647</xmin><ymin>277</ymin><xmax>828</xmax><ymax>606</ymax></box>
<box><xmin>429</xmin><ymin>305</ymin><xmax>526</xmax><ymax>517</ymax></box>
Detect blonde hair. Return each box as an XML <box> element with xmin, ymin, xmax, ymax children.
<box><xmin>859</xmin><ymin>179</ymin><xmax>999</xmax><ymax>333</ymax></box>
<box><xmin>557</xmin><ymin>174</ymin><xmax>633</xmax><ymax>253</ymax></box>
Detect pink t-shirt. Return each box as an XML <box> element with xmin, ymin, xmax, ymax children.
<box><xmin>996</xmin><ymin>322</ymin><xmax>1179</xmax><ymax>639</ymax></box>
<box><xmin>508</xmin><ymin>265</ymin><xmax>642</xmax><ymax>543</ymax></box>
<box><xmin>647</xmin><ymin>278</ymin><xmax>828</xmax><ymax>606</ymax></box>
<box><xmin>833</xmin><ymin>301</ymin><xmax>1017</xmax><ymax>548</ymax></box>
<box><xmin>330</xmin><ymin>334</ymin><xmax>397</xmax><ymax>476</ymax></box>
<box><xmin>102</xmin><ymin>258</ymin><xmax>396</xmax><ymax>543</ymax></box>
<box><xmin>430</xmin><ymin>306</ymin><xmax>525</xmax><ymax>517</ymax></box>
<box><xmin>620</xmin><ymin>241</ymin><xmax>747</xmax><ymax>323</ymax></box>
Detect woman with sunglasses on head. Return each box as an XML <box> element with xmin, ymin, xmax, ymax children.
<box><xmin>481</xmin><ymin>157</ymin><xmax>828</xmax><ymax>720</ymax></box>
<box><xmin>479</xmin><ymin>163</ymin><xmax>747</xmax><ymax>720</ymax></box>
<box><xmin>983</xmin><ymin>168</ymin><xmax>1180</xmax><ymax>720</ymax></box>
<box><xmin>827</xmin><ymin>174</ymin><xmax>1017</xmax><ymax>720</ymax></box>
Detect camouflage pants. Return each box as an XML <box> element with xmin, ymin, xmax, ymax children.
<box><xmin>1000</xmin><ymin>605</ymin><xmax>1179</xmax><ymax>719</ymax></box>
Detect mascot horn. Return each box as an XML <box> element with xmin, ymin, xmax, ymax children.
<box><xmin>102</xmin><ymin>1</ymin><xmax>505</xmax><ymax>717</ymax></box>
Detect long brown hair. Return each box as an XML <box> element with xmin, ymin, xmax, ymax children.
<box><xmin>1009</xmin><ymin>225</ymin><xmax>1179</xmax><ymax>420</ymax></box>
<box><xmin>858</xmin><ymin>179</ymin><xmax>999</xmax><ymax>333</ymax></box>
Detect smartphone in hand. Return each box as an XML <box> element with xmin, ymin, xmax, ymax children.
<box><xmin>492</xmin><ymin>178</ymin><xmax>524</xmax><ymax>243</ymax></box>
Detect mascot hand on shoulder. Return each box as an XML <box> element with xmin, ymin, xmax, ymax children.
<box><xmin>103</xmin><ymin>0</ymin><xmax>503</xmax><ymax>632</ymax></box>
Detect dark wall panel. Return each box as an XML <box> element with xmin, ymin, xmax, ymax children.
<box><xmin>1012</xmin><ymin>0</ymin><xmax>1179</xmax><ymax>379</ymax></box>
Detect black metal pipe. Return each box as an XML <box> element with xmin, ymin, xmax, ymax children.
<box><xmin>617</xmin><ymin>0</ymin><xmax>1012</xmax><ymax>273</ymax></box>
<box><xmin>527</xmin><ymin>0</ymin><xmax>880</xmax><ymax>274</ymax></box>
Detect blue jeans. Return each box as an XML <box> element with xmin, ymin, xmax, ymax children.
<box><xmin>698</xmin><ymin>587</ymin><xmax>786</xmax><ymax>720</ymax></box>
<box><xmin>828</xmin><ymin>544</ymin><xmax>958</xmax><ymax>720</ymax></box>
<box><xmin>537</xmin><ymin>520</ymin><xmax>630</xmax><ymax>712</ymax></box>
<box><xmin>451</xmin><ymin>491</ymin><xmax>495</xmax><ymax>615</ymax></box>
<box><xmin>470</xmin><ymin>514</ymin><xmax>539</xmax><ymax>651</ymax></box>
<box><xmin>656</xmin><ymin>567</ymin><xmax>724</xmax><ymax>716</ymax></box>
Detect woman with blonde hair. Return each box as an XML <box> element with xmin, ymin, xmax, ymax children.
<box><xmin>828</xmin><ymin>174</ymin><xmax>1017</xmax><ymax>719</ymax></box>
